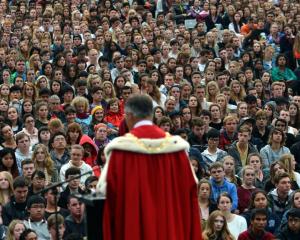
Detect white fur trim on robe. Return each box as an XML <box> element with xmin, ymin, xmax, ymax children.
<box><xmin>96</xmin><ymin>133</ymin><xmax>197</xmax><ymax>196</ymax></box>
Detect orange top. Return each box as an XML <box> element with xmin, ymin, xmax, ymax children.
<box><xmin>241</xmin><ymin>24</ymin><xmax>258</xmax><ymax>35</ymax></box>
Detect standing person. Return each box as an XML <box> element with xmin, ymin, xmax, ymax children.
<box><xmin>238</xmin><ymin>208</ymin><xmax>275</xmax><ymax>240</ymax></box>
<box><xmin>97</xmin><ymin>94</ymin><xmax>201</xmax><ymax>240</ymax></box>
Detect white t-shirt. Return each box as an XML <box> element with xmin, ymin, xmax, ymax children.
<box><xmin>294</xmin><ymin>171</ymin><xmax>300</xmax><ymax>188</ymax></box>
<box><xmin>227</xmin><ymin>214</ymin><xmax>247</xmax><ymax>240</ymax></box>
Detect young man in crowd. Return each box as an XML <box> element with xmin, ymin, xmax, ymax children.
<box><xmin>188</xmin><ymin>118</ymin><xmax>207</xmax><ymax>152</ymax></box>
<box><xmin>59</xmin><ymin>144</ymin><xmax>93</xmax><ymax>186</ymax></box>
<box><xmin>64</xmin><ymin>195</ymin><xmax>86</xmax><ymax>239</ymax></box>
<box><xmin>50</xmin><ymin>132</ymin><xmax>70</xmax><ymax>172</ymax></box>
<box><xmin>15</xmin><ymin>133</ymin><xmax>32</xmax><ymax>174</ymax></box>
<box><xmin>268</xmin><ymin>172</ymin><xmax>293</xmax><ymax>219</ymax></box>
<box><xmin>21</xmin><ymin>159</ymin><xmax>35</xmax><ymax>185</ymax></box>
<box><xmin>58</xmin><ymin>167</ymin><xmax>85</xmax><ymax>210</ymax></box>
<box><xmin>209</xmin><ymin>162</ymin><xmax>238</xmax><ymax>210</ymax></box>
<box><xmin>219</xmin><ymin>116</ymin><xmax>238</xmax><ymax>151</ymax></box>
<box><xmin>238</xmin><ymin>208</ymin><xmax>274</xmax><ymax>240</ymax></box>
<box><xmin>2</xmin><ymin>177</ymin><xmax>29</xmax><ymax>225</ymax></box>
<box><xmin>228</xmin><ymin>126</ymin><xmax>258</xmax><ymax>174</ymax></box>
<box><xmin>277</xmin><ymin>208</ymin><xmax>300</xmax><ymax>239</ymax></box>
<box><xmin>23</xmin><ymin>195</ymin><xmax>50</xmax><ymax>240</ymax></box>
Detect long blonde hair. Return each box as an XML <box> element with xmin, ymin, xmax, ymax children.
<box><xmin>230</xmin><ymin>80</ymin><xmax>246</xmax><ymax>102</ymax></box>
<box><xmin>32</xmin><ymin>144</ymin><xmax>55</xmax><ymax>176</ymax></box>
<box><xmin>6</xmin><ymin>220</ymin><xmax>25</xmax><ymax>240</ymax></box>
<box><xmin>0</xmin><ymin>171</ymin><xmax>14</xmax><ymax>205</ymax></box>
<box><xmin>279</xmin><ymin>153</ymin><xmax>296</xmax><ymax>181</ymax></box>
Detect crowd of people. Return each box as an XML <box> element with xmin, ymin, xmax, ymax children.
<box><xmin>0</xmin><ymin>0</ymin><xmax>299</xmax><ymax>239</ymax></box>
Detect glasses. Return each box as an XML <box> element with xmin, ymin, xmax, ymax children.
<box><xmin>26</xmin><ymin>119</ymin><xmax>35</xmax><ymax>123</ymax></box>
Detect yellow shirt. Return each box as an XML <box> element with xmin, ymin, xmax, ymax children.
<box><xmin>237</xmin><ymin>143</ymin><xmax>248</xmax><ymax>167</ymax></box>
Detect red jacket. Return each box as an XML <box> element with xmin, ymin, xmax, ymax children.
<box><xmin>238</xmin><ymin>229</ymin><xmax>275</xmax><ymax>240</ymax></box>
<box><xmin>79</xmin><ymin>135</ymin><xmax>98</xmax><ymax>167</ymax></box>
<box><xmin>104</xmin><ymin>111</ymin><xmax>124</xmax><ymax>128</ymax></box>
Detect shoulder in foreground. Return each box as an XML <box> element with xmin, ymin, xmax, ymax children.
<box><xmin>105</xmin><ymin>133</ymin><xmax>190</xmax><ymax>155</ymax></box>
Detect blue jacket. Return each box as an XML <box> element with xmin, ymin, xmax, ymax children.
<box><xmin>210</xmin><ymin>178</ymin><xmax>238</xmax><ymax>210</ymax></box>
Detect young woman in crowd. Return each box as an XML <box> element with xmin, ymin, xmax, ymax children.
<box><xmin>0</xmin><ymin>148</ymin><xmax>19</xmax><ymax>179</ymax></box>
<box><xmin>198</xmin><ymin>179</ymin><xmax>217</xmax><ymax>228</ymax></box>
<box><xmin>7</xmin><ymin>106</ymin><xmax>22</xmax><ymax>134</ymax></box>
<box><xmin>236</xmin><ymin>102</ymin><xmax>248</xmax><ymax>120</ymax></box>
<box><xmin>0</xmin><ymin>171</ymin><xmax>13</xmax><ymax>206</ymax></box>
<box><xmin>202</xmin><ymin>210</ymin><xmax>235</xmax><ymax>240</ymax></box>
<box><xmin>260</xmin><ymin>128</ymin><xmax>290</xmax><ymax>168</ymax></box>
<box><xmin>279</xmin><ymin>153</ymin><xmax>300</xmax><ymax>189</ymax></box>
<box><xmin>6</xmin><ymin>220</ymin><xmax>26</xmax><ymax>240</ymax></box>
<box><xmin>246</xmin><ymin>153</ymin><xmax>269</xmax><ymax>189</ymax></box>
<box><xmin>71</xmin><ymin>96</ymin><xmax>92</xmax><ymax>135</ymax></box>
<box><xmin>104</xmin><ymin>98</ymin><xmax>124</xmax><ymax>129</ymax></box>
<box><xmin>237</xmin><ymin>165</ymin><xmax>257</xmax><ymax>213</ymax></box>
<box><xmin>264</xmin><ymin>160</ymin><xmax>288</xmax><ymax>192</ymax></box>
<box><xmin>223</xmin><ymin>156</ymin><xmax>242</xmax><ymax>186</ymax></box>
<box><xmin>209</xmin><ymin>103</ymin><xmax>223</xmax><ymax>130</ymax></box>
<box><xmin>229</xmin><ymin>80</ymin><xmax>246</xmax><ymax>105</ymax></box>
<box><xmin>217</xmin><ymin>192</ymin><xmax>247</xmax><ymax>239</ymax></box>
<box><xmin>153</xmin><ymin>106</ymin><xmax>165</xmax><ymax>125</ymax></box>
<box><xmin>31</xmin><ymin>144</ymin><xmax>59</xmax><ymax>184</ymax></box>
<box><xmin>188</xmin><ymin>95</ymin><xmax>202</xmax><ymax>118</ymax></box>
<box><xmin>22</xmin><ymin>82</ymin><xmax>37</xmax><ymax>103</ymax></box>
<box><xmin>21</xmin><ymin>100</ymin><xmax>34</xmax><ymax>117</ymax></box>
<box><xmin>242</xmin><ymin>189</ymin><xmax>281</xmax><ymax>234</ymax></box>
<box><xmin>35</xmin><ymin>102</ymin><xmax>49</xmax><ymax>129</ymax></box>
<box><xmin>289</xmin><ymin>102</ymin><xmax>300</xmax><ymax>130</ymax></box>
<box><xmin>66</xmin><ymin>122</ymin><xmax>83</xmax><ymax>148</ymax></box>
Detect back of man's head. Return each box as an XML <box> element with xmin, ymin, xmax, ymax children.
<box><xmin>125</xmin><ymin>94</ymin><xmax>153</xmax><ymax>119</ymax></box>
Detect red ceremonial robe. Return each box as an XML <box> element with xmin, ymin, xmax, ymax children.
<box><xmin>102</xmin><ymin>125</ymin><xmax>202</xmax><ymax>240</ymax></box>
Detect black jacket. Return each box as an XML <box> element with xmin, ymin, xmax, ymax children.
<box><xmin>2</xmin><ymin>197</ymin><xmax>27</xmax><ymax>226</ymax></box>
<box><xmin>276</xmin><ymin>225</ymin><xmax>300</xmax><ymax>239</ymax></box>
<box><xmin>57</xmin><ymin>186</ymin><xmax>85</xmax><ymax>209</ymax></box>
<box><xmin>64</xmin><ymin>215</ymin><xmax>87</xmax><ymax>239</ymax></box>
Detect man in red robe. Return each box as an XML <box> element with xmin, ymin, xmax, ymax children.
<box><xmin>97</xmin><ymin>94</ymin><xmax>202</xmax><ymax>240</ymax></box>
